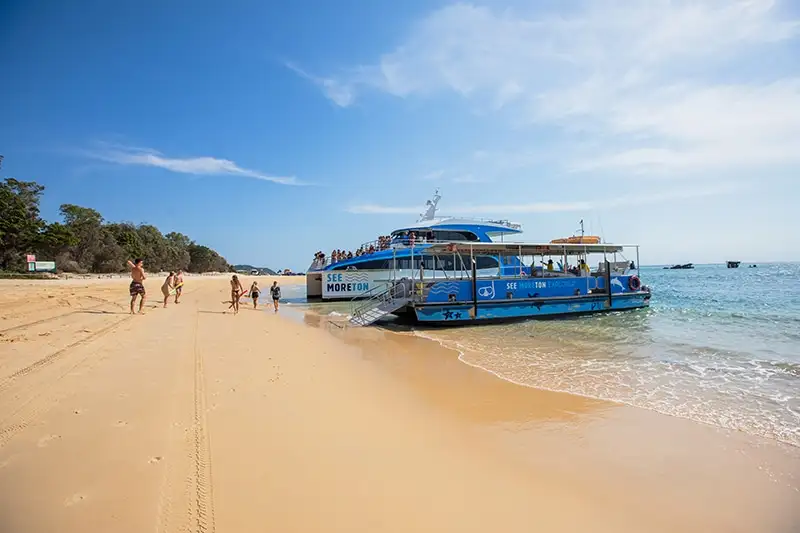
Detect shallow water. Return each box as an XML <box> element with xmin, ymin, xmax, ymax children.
<box><xmin>290</xmin><ymin>264</ymin><xmax>800</xmax><ymax>447</ymax></box>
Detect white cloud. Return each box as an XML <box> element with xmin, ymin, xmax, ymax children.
<box><xmin>84</xmin><ymin>143</ymin><xmax>300</xmax><ymax>185</ymax></box>
<box><xmin>347</xmin><ymin>182</ymin><xmax>744</xmax><ymax>214</ymax></box>
<box><xmin>285</xmin><ymin>62</ymin><xmax>356</xmax><ymax>107</ymax></box>
<box><xmin>296</xmin><ymin>0</ymin><xmax>800</xmax><ymax>176</ymax></box>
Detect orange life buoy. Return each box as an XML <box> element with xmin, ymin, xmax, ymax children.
<box><xmin>628</xmin><ymin>275</ymin><xmax>641</xmax><ymax>291</ymax></box>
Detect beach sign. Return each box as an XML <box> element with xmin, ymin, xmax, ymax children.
<box><xmin>34</xmin><ymin>261</ymin><xmax>56</xmax><ymax>273</ymax></box>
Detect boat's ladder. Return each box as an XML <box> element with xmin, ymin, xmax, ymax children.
<box><xmin>349</xmin><ymin>279</ymin><xmax>414</xmax><ymax>327</ymax></box>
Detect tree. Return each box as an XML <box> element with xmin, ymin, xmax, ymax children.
<box><xmin>0</xmin><ymin>178</ymin><xmax>46</xmax><ymax>270</ymax></box>
<box><xmin>188</xmin><ymin>243</ymin><xmax>230</xmax><ymax>273</ymax></box>
<box><xmin>59</xmin><ymin>204</ymin><xmax>104</xmax><ymax>270</ymax></box>
<box><xmin>91</xmin><ymin>227</ymin><xmax>126</xmax><ymax>273</ymax></box>
<box><xmin>106</xmin><ymin>222</ymin><xmax>145</xmax><ymax>261</ymax></box>
<box><xmin>165</xmin><ymin>231</ymin><xmax>191</xmax><ymax>271</ymax></box>
<box><xmin>38</xmin><ymin>222</ymin><xmax>78</xmax><ymax>258</ymax></box>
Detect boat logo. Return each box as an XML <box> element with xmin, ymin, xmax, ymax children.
<box><xmin>478</xmin><ymin>282</ymin><xmax>496</xmax><ymax>299</ymax></box>
<box><xmin>610</xmin><ymin>278</ymin><xmax>625</xmax><ymax>291</ymax></box>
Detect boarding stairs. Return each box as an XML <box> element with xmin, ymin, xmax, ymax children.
<box><xmin>349</xmin><ymin>279</ymin><xmax>414</xmax><ymax>327</ymax></box>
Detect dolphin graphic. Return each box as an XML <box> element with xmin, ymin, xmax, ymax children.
<box><xmin>610</xmin><ymin>278</ymin><xmax>625</xmax><ymax>291</ymax></box>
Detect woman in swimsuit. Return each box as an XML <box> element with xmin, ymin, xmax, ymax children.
<box><xmin>174</xmin><ymin>270</ymin><xmax>184</xmax><ymax>304</ymax></box>
<box><xmin>270</xmin><ymin>281</ymin><xmax>281</xmax><ymax>313</ymax></box>
<box><xmin>250</xmin><ymin>281</ymin><xmax>260</xmax><ymax>309</ymax></box>
<box><xmin>230</xmin><ymin>275</ymin><xmax>244</xmax><ymax>315</ymax></box>
<box><xmin>161</xmin><ymin>272</ymin><xmax>175</xmax><ymax>308</ymax></box>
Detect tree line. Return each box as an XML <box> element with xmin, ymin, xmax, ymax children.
<box><xmin>0</xmin><ymin>177</ymin><xmax>232</xmax><ymax>274</ymax></box>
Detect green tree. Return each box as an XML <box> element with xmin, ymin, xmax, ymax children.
<box><xmin>106</xmin><ymin>222</ymin><xmax>145</xmax><ymax>261</ymax></box>
<box><xmin>38</xmin><ymin>222</ymin><xmax>78</xmax><ymax>258</ymax></box>
<box><xmin>165</xmin><ymin>231</ymin><xmax>191</xmax><ymax>271</ymax></box>
<box><xmin>59</xmin><ymin>204</ymin><xmax>104</xmax><ymax>270</ymax></box>
<box><xmin>0</xmin><ymin>178</ymin><xmax>46</xmax><ymax>270</ymax></box>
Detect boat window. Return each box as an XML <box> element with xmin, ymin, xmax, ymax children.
<box><xmin>332</xmin><ymin>254</ymin><xmax>498</xmax><ymax>271</ymax></box>
<box><xmin>431</xmin><ymin>230</ymin><xmax>479</xmax><ymax>242</ymax></box>
<box><xmin>332</xmin><ymin>259</ymin><xmax>390</xmax><ymax>270</ymax></box>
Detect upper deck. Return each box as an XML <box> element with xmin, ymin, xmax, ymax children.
<box><xmin>308</xmin><ymin>190</ymin><xmax>524</xmax><ymax>271</ymax></box>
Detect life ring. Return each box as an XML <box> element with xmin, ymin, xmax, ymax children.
<box><xmin>628</xmin><ymin>275</ymin><xmax>641</xmax><ymax>291</ymax></box>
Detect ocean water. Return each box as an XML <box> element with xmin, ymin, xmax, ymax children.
<box><xmin>292</xmin><ymin>264</ymin><xmax>800</xmax><ymax>447</ymax></box>
<box><xmin>415</xmin><ymin>263</ymin><xmax>800</xmax><ymax>447</ymax></box>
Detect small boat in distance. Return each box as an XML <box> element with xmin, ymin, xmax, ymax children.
<box><xmin>664</xmin><ymin>263</ymin><xmax>694</xmax><ymax>270</ymax></box>
<box><xmin>727</xmin><ymin>261</ymin><xmax>741</xmax><ymax>268</ymax></box>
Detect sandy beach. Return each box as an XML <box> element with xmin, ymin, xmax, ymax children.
<box><xmin>0</xmin><ymin>275</ymin><xmax>798</xmax><ymax>533</ymax></box>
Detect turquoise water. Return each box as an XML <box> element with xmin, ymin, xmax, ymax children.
<box><xmin>289</xmin><ymin>264</ymin><xmax>800</xmax><ymax>446</ymax></box>
<box><xmin>416</xmin><ymin>263</ymin><xmax>800</xmax><ymax>446</ymax></box>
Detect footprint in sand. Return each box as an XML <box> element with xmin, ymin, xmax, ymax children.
<box><xmin>114</xmin><ymin>420</ymin><xmax>128</xmax><ymax>428</ymax></box>
<box><xmin>148</xmin><ymin>456</ymin><xmax>163</xmax><ymax>464</ymax></box>
<box><xmin>64</xmin><ymin>493</ymin><xmax>86</xmax><ymax>507</ymax></box>
<box><xmin>73</xmin><ymin>409</ymin><xmax>82</xmax><ymax>415</ymax></box>
<box><xmin>37</xmin><ymin>434</ymin><xmax>62</xmax><ymax>448</ymax></box>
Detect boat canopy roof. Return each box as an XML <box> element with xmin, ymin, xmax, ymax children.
<box><xmin>422</xmin><ymin>242</ymin><xmax>632</xmax><ymax>256</ymax></box>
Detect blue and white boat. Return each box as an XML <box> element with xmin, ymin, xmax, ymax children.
<box><xmin>307</xmin><ymin>192</ymin><xmax>650</xmax><ymax>327</ymax></box>
<box><xmin>306</xmin><ymin>190</ymin><xmax>524</xmax><ymax>300</ymax></box>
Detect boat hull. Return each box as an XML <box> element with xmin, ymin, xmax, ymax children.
<box><xmin>410</xmin><ymin>292</ymin><xmax>649</xmax><ymax>325</ymax></box>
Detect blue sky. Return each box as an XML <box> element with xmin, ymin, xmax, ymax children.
<box><xmin>2</xmin><ymin>0</ymin><xmax>799</xmax><ymax>270</ymax></box>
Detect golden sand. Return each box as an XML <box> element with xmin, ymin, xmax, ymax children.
<box><xmin>0</xmin><ymin>275</ymin><xmax>798</xmax><ymax>532</ymax></box>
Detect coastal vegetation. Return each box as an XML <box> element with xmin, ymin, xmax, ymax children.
<box><xmin>0</xmin><ymin>177</ymin><xmax>231</xmax><ymax>274</ymax></box>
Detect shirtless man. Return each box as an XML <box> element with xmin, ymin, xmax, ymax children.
<box><xmin>127</xmin><ymin>258</ymin><xmax>147</xmax><ymax>314</ymax></box>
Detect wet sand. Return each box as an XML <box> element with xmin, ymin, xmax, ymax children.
<box><xmin>0</xmin><ymin>275</ymin><xmax>798</xmax><ymax>532</ymax></box>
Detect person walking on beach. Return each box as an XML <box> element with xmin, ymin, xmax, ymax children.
<box><xmin>174</xmin><ymin>269</ymin><xmax>184</xmax><ymax>304</ymax></box>
<box><xmin>230</xmin><ymin>274</ymin><xmax>244</xmax><ymax>315</ymax></box>
<box><xmin>127</xmin><ymin>258</ymin><xmax>147</xmax><ymax>314</ymax></box>
<box><xmin>161</xmin><ymin>271</ymin><xmax>176</xmax><ymax>308</ymax></box>
<box><xmin>270</xmin><ymin>280</ymin><xmax>281</xmax><ymax>313</ymax></box>
<box><xmin>250</xmin><ymin>281</ymin><xmax>261</xmax><ymax>309</ymax></box>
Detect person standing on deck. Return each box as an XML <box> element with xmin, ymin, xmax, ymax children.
<box><xmin>127</xmin><ymin>258</ymin><xmax>147</xmax><ymax>314</ymax></box>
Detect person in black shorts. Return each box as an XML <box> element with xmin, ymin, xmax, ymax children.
<box><xmin>270</xmin><ymin>281</ymin><xmax>281</xmax><ymax>313</ymax></box>
<box><xmin>250</xmin><ymin>281</ymin><xmax>260</xmax><ymax>309</ymax></box>
<box><xmin>127</xmin><ymin>258</ymin><xmax>147</xmax><ymax>314</ymax></box>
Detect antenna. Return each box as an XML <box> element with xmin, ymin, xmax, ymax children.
<box><xmin>418</xmin><ymin>189</ymin><xmax>441</xmax><ymax>221</ymax></box>
<box><xmin>576</xmin><ymin>219</ymin><xmax>584</xmax><ymax>238</ymax></box>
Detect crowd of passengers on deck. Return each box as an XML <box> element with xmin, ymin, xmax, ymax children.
<box><xmin>311</xmin><ymin>231</ymin><xmax>442</xmax><ymax>268</ymax></box>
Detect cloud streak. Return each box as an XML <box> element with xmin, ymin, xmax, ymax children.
<box><xmin>295</xmin><ymin>0</ymin><xmax>800</xmax><ymax>176</ymax></box>
<box><xmin>83</xmin><ymin>143</ymin><xmax>300</xmax><ymax>185</ymax></box>
<box><xmin>347</xmin><ymin>182</ymin><xmax>745</xmax><ymax>215</ymax></box>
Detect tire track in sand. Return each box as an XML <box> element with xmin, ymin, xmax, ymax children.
<box><xmin>189</xmin><ymin>309</ymin><xmax>216</xmax><ymax>533</ymax></box>
<box><xmin>0</xmin><ymin>302</ymin><xmax>108</xmax><ymax>334</ymax></box>
<box><xmin>156</xmin><ymin>309</ymin><xmax>216</xmax><ymax>533</ymax></box>
<box><xmin>0</xmin><ymin>315</ymin><xmax>131</xmax><ymax>448</ymax></box>
<box><xmin>0</xmin><ymin>315</ymin><xmax>130</xmax><ymax>393</ymax></box>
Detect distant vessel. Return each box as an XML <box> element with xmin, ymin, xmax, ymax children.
<box><xmin>664</xmin><ymin>263</ymin><xmax>694</xmax><ymax>270</ymax></box>
<box><xmin>727</xmin><ymin>261</ymin><xmax>741</xmax><ymax>269</ymax></box>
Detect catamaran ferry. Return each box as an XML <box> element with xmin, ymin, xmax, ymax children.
<box><xmin>306</xmin><ymin>191</ymin><xmax>650</xmax><ymax>326</ymax></box>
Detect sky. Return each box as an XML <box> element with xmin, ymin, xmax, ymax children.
<box><xmin>2</xmin><ymin>0</ymin><xmax>799</xmax><ymax>270</ymax></box>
